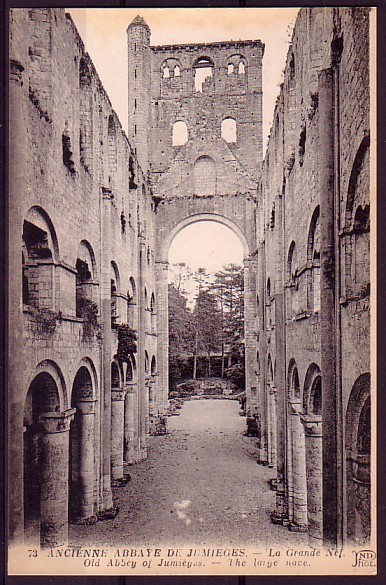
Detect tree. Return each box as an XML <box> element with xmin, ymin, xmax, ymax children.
<box><xmin>168</xmin><ymin>284</ymin><xmax>194</xmax><ymax>388</ymax></box>
<box><xmin>211</xmin><ymin>264</ymin><xmax>244</xmax><ymax>377</ymax></box>
<box><xmin>169</xmin><ymin>262</ymin><xmax>193</xmax><ymax>294</ymax></box>
<box><xmin>193</xmin><ymin>288</ymin><xmax>222</xmax><ymax>378</ymax></box>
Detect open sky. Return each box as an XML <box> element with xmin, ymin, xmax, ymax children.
<box><xmin>68</xmin><ymin>8</ymin><xmax>299</xmax><ymax>280</ymax></box>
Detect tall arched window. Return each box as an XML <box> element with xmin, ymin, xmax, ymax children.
<box><xmin>221</xmin><ymin>118</ymin><xmax>237</xmax><ymax>143</ymax></box>
<box><xmin>344</xmin><ymin>136</ymin><xmax>370</xmax><ymax>300</ymax></box>
<box><xmin>193</xmin><ymin>57</ymin><xmax>214</xmax><ymax>92</ymax></box>
<box><xmin>172</xmin><ymin>120</ymin><xmax>188</xmax><ymax>146</ymax></box>
<box><xmin>111</xmin><ymin>262</ymin><xmax>120</xmax><ymax>326</ymax></box>
<box><xmin>193</xmin><ymin>155</ymin><xmax>216</xmax><ymax>195</ymax></box>
<box><xmin>307</xmin><ymin>207</ymin><xmax>320</xmax><ymax>313</ymax></box>
<box><xmin>127</xmin><ymin>276</ymin><xmax>136</xmax><ymax>327</ymax></box>
<box><xmin>266</xmin><ymin>278</ymin><xmax>272</xmax><ymax>329</ymax></box>
<box><xmin>79</xmin><ymin>57</ymin><xmax>93</xmax><ymax>172</ymax></box>
<box><xmin>22</xmin><ymin>207</ymin><xmax>58</xmax><ymax>310</ymax></box>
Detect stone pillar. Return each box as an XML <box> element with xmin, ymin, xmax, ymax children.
<box><xmin>101</xmin><ymin>187</ymin><xmax>113</xmax><ymax>508</ymax></box>
<box><xmin>319</xmin><ymin>67</ymin><xmax>341</xmax><ymax>546</ymax></box>
<box><xmin>156</xmin><ymin>260</ymin><xmax>169</xmax><ymax>413</ymax></box>
<box><xmin>111</xmin><ymin>389</ymin><xmax>127</xmax><ymax>481</ymax></box>
<box><xmin>268</xmin><ymin>385</ymin><xmax>277</xmax><ymax>469</ymax></box>
<box><xmin>301</xmin><ymin>414</ymin><xmax>323</xmax><ymax>547</ymax></box>
<box><xmin>273</xmin><ymin>186</ymin><xmax>287</xmax><ymax>523</ymax></box>
<box><xmin>148</xmin><ymin>375</ymin><xmax>157</xmax><ymax>433</ymax></box>
<box><xmin>244</xmin><ymin>258</ymin><xmax>258</xmax><ymax>419</ymax></box>
<box><xmin>138</xmin><ymin>239</ymin><xmax>148</xmax><ymax>460</ymax></box>
<box><xmin>75</xmin><ymin>399</ymin><xmax>97</xmax><ymax>520</ymax></box>
<box><xmin>257</xmin><ymin>242</ymin><xmax>268</xmax><ymax>464</ymax></box>
<box><xmin>39</xmin><ymin>409</ymin><xmax>75</xmax><ymax>548</ymax></box>
<box><xmin>144</xmin><ymin>376</ymin><xmax>151</xmax><ymax>437</ymax></box>
<box><xmin>124</xmin><ymin>382</ymin><xmax>138</xmax><ymax>463</ymax></box>
<box><xmin>8</xmin><ymin>59</ymin><xmax>26</xmax><ymax>545</ymax></box>
<box><xmin>289</xmin><ymin>400</ymin><xmax>307</xmax><ymax>530</ymax></box>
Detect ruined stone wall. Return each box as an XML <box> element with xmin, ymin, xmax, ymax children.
<box><xmin>9</xmin><ymin>7</ymin><xmax>158</xmax><ymax>544</ymax></box>
<box><xmin>259</xmin><ymin>6</ymin><xmax>371</xmax><ymax>545</ymax></box>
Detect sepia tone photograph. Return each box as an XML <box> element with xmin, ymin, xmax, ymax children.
<box><xmin>7</xmin><ymin>4</ymin><xmax>375</xmax><ymax>576</ymax></box>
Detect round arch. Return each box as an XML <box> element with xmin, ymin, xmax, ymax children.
<box><xmin>161</xmin><ymin>213</ymin><xmax>250</xmax><ymax>262</ymax></box>
<box><xmin>25</xmin><ymin>359</ymin><xmax>68</xmax><ymax>412</ymax></box>
<box><xmin>71</xmin><ymin>357</ymin><xmax>98</xmax><ymax>403</ymax></box>
<box><xmin>303</xmin><ymin>363</ymin><xmax>321</xmax><ymax>415</ymax></box>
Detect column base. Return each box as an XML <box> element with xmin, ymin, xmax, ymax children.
<box><xmin>97</xmin><ymin>506</ymin><xmax>120</xmax><ymax>521</ymax></box>
<box><xmin>70</xmin><ymin>515</ymin><xmax>98</xmax><ymax>526</ymax></box>
<box><xmin>288</xmin><ymin>522</ymin><xmax>308</xmax><ymax>533</ymax></box>
<box><xmin>271</xmin><ymin>511</ymin><xmax>290</xmax><ymax>526</ymax></box>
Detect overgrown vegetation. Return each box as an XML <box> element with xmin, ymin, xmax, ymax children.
<box><xmin>29</xmin><ymin>307</ymin><xmax>62</xmax><ymax>336</ymax></box>
<box><xmin>116</xmin><ymin>324</ymin><xmax>137</xmax><ymax>364</ymax></box>
<box><xmin>77</xmin><ymin>297</ymin><xmax>102</xmax><ymax>341</ymax></box>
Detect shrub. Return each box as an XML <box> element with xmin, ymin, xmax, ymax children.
<box><xmin>116</xmin><ymin>324</ymin><xmax>137</xmax><ymax>363</ymax></box>
<box><xmin>77</xmin><ymin>297</ymin><xmax>101</xmax><ymax>340</ymax></box>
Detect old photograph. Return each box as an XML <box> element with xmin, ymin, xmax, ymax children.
<box><xmin>7</xmin><ymin>5</ymin><xmax>375</xmax><ymax>576</ymax></box>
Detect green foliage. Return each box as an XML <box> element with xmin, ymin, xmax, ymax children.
<box><xmin>116</xmin><ymin>324</ymin><xmax>137</xmax><ymax>364</ymax></box>
<box><xmin>77</xmin><ymin>297</ymin><xmax>101</xmax><ymax>340</ymax></box>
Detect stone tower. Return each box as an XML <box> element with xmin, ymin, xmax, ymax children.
<box><xmin>127</xmin><ymin>15</ymin><xmax>151</xmax><ymax>173</ymax></box>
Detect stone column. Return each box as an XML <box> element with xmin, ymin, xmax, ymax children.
<box><xmin>301</xmin><ymin>414</ymin><xmax>323</xmax><ymax>547</ymax></box>
<box><xmin>9</xmin><ymin>59</ymin><xmax>26</xmax><ymax>545</ymax></box>
<box><xmin>124</xmin><ymin>382</ymin><xmax>138</xmax><ymax>463</ymax></box>
<box><xmin>144</xmin><ymin>376</ymin><xmax>151</xmax><ymax>437</ymax></box>
<box><xmin>289</xmin><ymin>400</ymin><xmax>307</xmax><ymax>530</ymax></box>
<box><xmin>268</xmin><ymin>385</ymin><xmax>277</xmax><ymax>469</ymax></box>
<box><xmin>137</xmin><ymin>239</ymin><xmax>148</xmax><ymax>461</ymax></box>
<box><xmin>319</xmin><ymin>67</ymin><xmax>342</xmax><ymax>546</ymax></box>
<box><xmin>111</xmin><ymin>389</ymin><xmax>127</xmax><ymax>481</ymax></box>
<box><xmin>243</xmin><ymin>258</ymin><xmax>258</xmax><ymax>419</ymax></box>
<box><xmin>39</xmin><ymin>409</ymin><xmax>75</xmax><ymax>548</ymax></box>
<box><xmin>101</xmin><ymin>187</ymin><xmax>113</xmax><ymax>508</ymax></box>
<box><xmin>257</xmin><ymin>242</ymin><xmax>268</xmax><ymax>464</ymax></box>
<box><xmin>156</xmin><ymin>261</ymin><xmax>169</xmax><ymax>414</ymax></box>
<box><xmin>75</xmin><ymin>399</ymin><xmax>97</xmax><ymax>520</ymax></box>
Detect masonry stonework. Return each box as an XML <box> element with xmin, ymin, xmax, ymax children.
<box><xmin>8</xmin><ymin>7</ymin><xmax>371</xmax><ymax>550</ymax></box>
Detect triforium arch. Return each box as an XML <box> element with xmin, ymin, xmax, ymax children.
<box><xmin>345</xmin><ymin>372</ymin><xmax>371</xmax><ymax>545</ymax></box>
<box><xmin>155</xmin><ymin>211</ymin><xmax>256</xmax><ymax>417</ymax></box>
<box><xmin>69</xmin><ymin>359</ymin><xmax>98</xmax><ymax>523</ymax></box>
<box><xmin>23</xmin><ymin>359</ymin><xmax>73</xmax><ymax>548</ymax></box>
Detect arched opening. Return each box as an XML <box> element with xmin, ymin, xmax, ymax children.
<box><xmin>344</xmin><ymin>136</ymin><xmax>370</xmax><ymax>299</ymax></box>
<box><xmin>151</xmin><ymin>355</ymin><xmax>157</xmax><ymax>375</ymax></box>
<box><xmin>126</xmin><ymin>359</ymin><xmax>134</xmax><ymax>383</ymax></box>
<box><xmin>193</xmin><ymin>155</ymin><xmax>216</xmax><ymax>196</ymax></box>
<box><xmin>111</xmin><ymin>261</ymin><xmax>120</xmax><ymax>326</ymax></box>
<box><xmin>266</xmin><ymin>278</ymin><xmax>272</xmax><ymax>328</ymax></box>
<box><xmin>69</xmin><ymin>365</ymin><xmax>95</xmax><ymax>523</ymax></box>
<box><xmin>303</xmin><ymin>363</ymin><xmax>321</xmax><ymax>415</ymax></box>
<box><xmin>172</xmin><ymin>120</ymin><xmax>188</xmax><ymax>146</ymax></box>
<box><xmin>75</xmin><ymin>240</ymin><xmax>97</xmax><ymax>319</ymax></box>
<box><xmin>227</xmin><ymin>54</ymin><xmax>247</xmax><ymax>77</ymax></box>
<box><xmin>145</xmin><ymin>351</ymin><xmax>149</xmax><ymax>374</ymax></box>
<box><xmin>79</xmin><ymin>57</ymin><xmax>93</xmax><ymax>172</ymax></box>
<box><xmin>221</xmin><ymin>118</ymin><xmax>237</xmax><ymax>143</ymax></box>
<box><xmin>23</xmin><ymin>369</ymin><xmax>62</xmax><ymax>545</ymax></box>
<box><xmin>307</xmin><ymin>207</ymin><xmax>320</xmax><ymax>312</ymax></box>
<box><xmin>346</xmin><ymin>373</ymin><xmax>371</xmax><ymax>544</ymax></box>
<box><xmin>111</xmin><ymin>361</ymin><xmax>121</xmax><ymax>389</ymax></box>
<box><xmin>22</xmin><ymin>207</ymin><xmax>58</xmax><ymax>310</ymax></box>
<box><xmin>193</xmin><ymin>56</ymin><xmax>214</xmax><ymax>92</ymax></box>
<box><xmin>150</xmin><ymin>292</ymin><xmax>156</xmax><ymax>333</ymax></box>
<box><xmin>127</xmin><ymin>276</ymin><xmax>137</xmax><ymax>327</ymax></box>
<box><xmin>167</xmin><ymin>217</ymin><xmax>246</xmax><ymax>391</ymax></box>
<box><xmin>287</xmin><ymin>359</ymin><xmax>307</xmax><ymax>528</ymax></box>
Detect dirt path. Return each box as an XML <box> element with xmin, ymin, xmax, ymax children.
<box><xmin>70</xmin><ymin>399</ymin><xmax>307</xmax><ymax>548</ymax></box>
